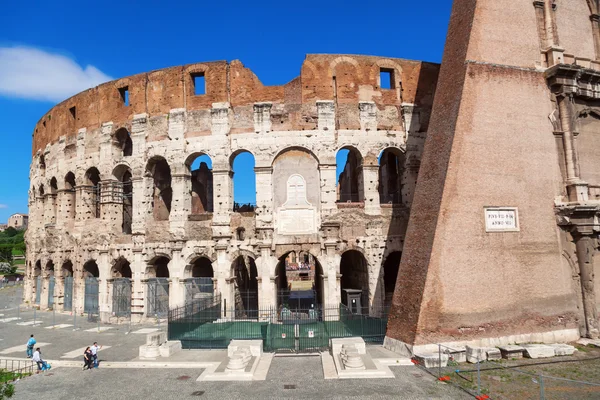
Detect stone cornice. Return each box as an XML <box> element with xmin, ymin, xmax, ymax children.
<box><xmin>545</xmin><ymin>64</ymin><xmax>600</xmax><ymax>99</ymax></box>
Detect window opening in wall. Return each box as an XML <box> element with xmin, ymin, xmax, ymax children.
<box><xmin>39</xmin><ymin>155</ymin><xmax>46</xmax><ymax>170</ymax></box>
<box><xmin>232</xmin><ymin>255</ymin><xmax>258</xmax><ymax>315</ymax></box>
<box><xmin>113</xmin><ymin>165</ymin><xmax>133</xmax><ymax>234</ymax></box>
<box><xmin>147</xmin><ymin>157</ymin><xmax>172</xmax><ymax>221</ymax></box>
<box><xmin>378</xmin><ymin>148</ymin><xmax>405</xmax><ymax>205</ymax></box>
<box><xmin>382</xmin><ymin>251</ymin><xmax>402</xmax><ymax>310</ymax></box>
<box><xmin>236</xmin><ymin>227</ymin><xmax>245</xmax><ymax>241</ymax></box>
<box><xmin>276</xmin><ymin>251</ymin><xmax>324</xmax><ymax>311</ymax></box>
<box><xmin>340</xmin><ymin>250</ymin><xmax>369</xmax><ymax>314</ymax></box>
<box><xmin>119</xmin><ymin>86</ymin><xmax>129</xmax><ymax>106</ymax></box>
<box><xmin>192</xmin><ymin>73</ymin><xmax>205</xmax><ymax>96</ymax></box>
<box><xmin>69</xmin><ymin>106</ymin><xmax>76</xmax><ymax>119</ymax></box>
<box><xmin>336</xmin><ymin>147</ymin><xmax>364</xmax><ymax>203</ymax></box>
<box><xmin>187</xmin><ymin>154</ymin><xmax>213</xmax><ymax>214</ymax></box>
<box><xmin>231</xmin><ymin>151</ymin><xmax>256</xmax><ymax>212</ymax></box>
<box><xmin>114</xmin><ymin>128</ymin><xmax>133</xmax><ymax>157</ymax></box>
<box><xmin>43</xmin><ymin>121</ymin><xmax>46</xmax><ymax>128</ymax></box>
<box><xmin>380</xmin><ymin>68</ymin><xmax>394</xmax><ymax>90</ymax></box>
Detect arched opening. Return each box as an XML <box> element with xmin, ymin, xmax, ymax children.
<box><xmin>231</xmin><ymin>255</ymin><xmax>258</xmax><ymax>315</ymax></box>
<box><xmin>83</xmin><ymin>260</ymin><xmax>99</xmax><ymax>314</ymax></box>
<box><xmin>231</xmin><ymin>151</ymin><xmax>256</xmax><ymax>212</ymax></box>
<box><xmin>113</xmin><ymin>128</ymin><xmax>133</xmax><ymax>157</ymax></box>
<box><xmin>146</xmin><ymin>256</ymin><xmax>170</xmax><ymax>317</ymax></box>
<box><xmin>38</xmin><ymin>185</ymin><xmax>45</xmax><ymax>222</ymax></box>
<box><xmin>113</xmin><ymin>165</ymin><xmax>133</xmax><ymax>234</ymax></box>
<box><xmin>62</xmin><ymin>260</ymin><xmax>74</xmax><ymax>312</ymax></box>
<box><xmin>64</xmin><ymin>172</ymin><xmax>77</xmax><ymax>220</ymax></box>
<box><xmin>49</xmin><ymin>177</ymin><xmax>58</xmax><ymax>224</ymax></box>
<box><xmin>146</xmin><ymin>157</ymin><xmax>172</xmax><ymax>221</ymax></box>
<box><xmin>340</xmin><ymin>250</ymin><xmax>369</xmax><ymax>314</ymax></box>
<box><xmin>336</xmin><ymin>147</ymin><xmax>364</xmax><ymax>203</ymax></box>
<box><xmin>34</xmin><ymin>261</ymin><xmax>42</xmax><ymax>305</ymax></box>
<box><xmin>275</xmin><ymin>251</ymin><xmax>324</xmax><ymax>313</ymax></box>
<box><xmin>185</xmin><ymin>257</ymin><xmax>214</xmax><ymax>302</ymax></box>
<box><xmin>45</xmin><ymin>260</ymin><xmax>55</xmax><ymax>309</ymax></box>
<box><xmin>378</xmin><ymin>148</ymin><xmax>405</xmax><ymax>205</ymax></box>
<box><xmin>236</xmin><ymin>228</ymin><xmax>246</xmax><ymax>241</ymax></box>
<box><xmin>84</xmin><ymin>168</ymin><xmax>101</xmax><ymax>219</ymax></box>
<box><xmin>39</xmin><ymin>154</ymin><xmax>46</xmax><ymax>171</ymax></box>
<box><xmin>187</xmin><ymin>154</ymin><xmax>213</xmax><ymax>214</ymax></box>
<box><xmin>112</xmin><ymin>257</ymin><xmax>132</xmax><ymax>317</ymax></box>
<box><xmin>382</xmin><ymin>251</ymin><xmax>401</xmax><ymax>310</ymax></box>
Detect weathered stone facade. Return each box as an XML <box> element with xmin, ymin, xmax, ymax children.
<box><xmin>385</xmin><ymin>0</ymin><xmax>600</xmax><ymax>355</ymax></box>
<box><xmin>25</xmin><ymin>55</ymin><xmax>439</xmax><ymax>321</ymax></box>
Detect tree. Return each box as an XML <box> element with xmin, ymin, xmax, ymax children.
<box><xmin>0</xmin><ymin>245</ymin><xmax>12</xmax><ymax>265</ymax></box>
<box><xmin>3</xmin><ymin>227</ymin><xmax>17</xmax><ymax>238</ymax></box>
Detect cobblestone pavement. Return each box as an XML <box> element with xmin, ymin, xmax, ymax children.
<box><xmin>11</xmin><ymin>357</ymin><xmax>471</xmax><ymax>400</ymax></box>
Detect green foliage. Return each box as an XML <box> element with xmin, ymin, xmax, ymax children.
<box><xmin>2</xmin><ymin>228</ymin><xmax>17</xmax><ymax>238</ymax></box>
<box><xmin>0</xmin><ymin>382</ymin><xmax>14</xmax><ymax>399</ymax></box>
<box><xmin>0</xmin><ymin>245</ymin><xmax>12</xmax><ymax>264</ymax></box>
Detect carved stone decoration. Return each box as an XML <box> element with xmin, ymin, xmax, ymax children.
<box><xmin>276</xmin><ymin>174</ymin><xmax>317</xmax><ymax>235</ymax></box>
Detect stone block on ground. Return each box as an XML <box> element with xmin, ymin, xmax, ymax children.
<box><xmin>522</xmin><ymin>344</ymin><xmax>556</xmax><ymax>359</ymax></box>
<box><xmin>413</xmin><ymin>353</ymin><xmax>448</xmax><ymax>368</ymax></box>
<box><xmin>549</xmin><ymin>344</ymin><xmax>576</xmax><ymax>356</ymax></box>
<box><xmin>159</xmin><ymin>340</ymin><xmax>182</xmax><ymax>357</ymax></box>
<box><xmin>443</xmin><ymin>345</ymin><xmax>466</xmax><ymax>363</ymax></box>
<box><xmin>228</xmin><ymin>339</ymin><xmax>263</xmax><ymax>357</ymax></box>
<box><xmin>498</xmin><ymin>345</ymin><xmax>525</xmax><ymax>359</ymax></box>
<box><xmin>331</xmin><ymin>337</ymin><xmax>366</xmax><ymax>355</ymax></box>
<box><xmin>146</xmin><ymin>331</ymin><xmax>166</xmax><ymax>346</ymax></box>
<box><xmin>139</xmin><ymin>344</ymin><xmax>160</xmax><ymax>359</ymax></box>
<box><xmin>486</xmin><ymin>348</ymin><xmax>502</xmax><ymax>361</ymax></box>
<box><xmin>466</xmin><ymin>345</ymin><xmax>495</xmax><ymax>363</ymax></box>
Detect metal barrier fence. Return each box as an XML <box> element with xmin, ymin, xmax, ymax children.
<box><xmin>168</xmin><ymin>299</ymin><xmax>389</xmax><ymax>352</ymax></box>
<box><xmin>0</xmin><ymin>359</ymin><xmax>35</xmax><ymax>383</ymax></box>
<box><xmin>414</xmin><ymin>343</ymin><xmax>600</xmax><ymax>400</ymax></box>
<box><xmin>0</xmin><ymin>280</ymin><xmax>23</xmax><ymax>289</ymax></box>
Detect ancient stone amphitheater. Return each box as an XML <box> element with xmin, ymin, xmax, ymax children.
<box><xmin>24</xmin><ymin>54</ymin><xmax>438</xmax><ymax>322</ymax></box>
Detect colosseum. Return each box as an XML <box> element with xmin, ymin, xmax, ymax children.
<box><xmin>24</xmin><ymin>54</ymin><xmax>439</xmax><ymax>325</ymax></box>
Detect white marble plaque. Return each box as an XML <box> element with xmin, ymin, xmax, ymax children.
<box><xmin>484</xmin><ymin>207</ymin><xmax>519</xmax><ymax>232</ymax></box>
<box><xmin>278</xmin><ymin>208</ymin><xmax>316</xmax><ymax>235</ymax></box>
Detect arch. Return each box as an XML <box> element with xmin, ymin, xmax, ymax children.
<box><xmin>186</xmin><ymin>256</ymin><xmax>214</xmax><ymax>278</ymax></box>
<box><xmin>146</xmin><ymin>256</ymin><xmax>170</xmax><ymax>278</ymax></box>
<box><xmin>64</xmin><ymin>172</ymin><xmax>77</xmax><ymax>220</ymax></box>
<box><xmin>231</xmin><ymin>150</ymin><xmax>256</xmax><ymax>211</ymax></box>
<box><xmin>271</xmin><ymin>146</ymin><xmax>320</xmax><ymax>166</ymax></box>
<box><xmin>113</xmin><ymin>164</ymin><xmax>133</xmax><ymax>234</ymax></box>
<box><xmin>49</xmin><ymin>177</ymin><xmax>58</xmax><ymax>194</ymax></box>
<box><xmin>146</xmin><ymin>156</ymin><xmax>172</xmax><ymax>220</ymax></box>
<box><xmin>231</xmin><ymin>254</ymin><xmax>258</xmax><ymax>312</ymax></box>
<box><xmin>61</xmin><ymin>260</ymin><xmax>73</xmax><ymax>277</ymax></box>
<box><xmin>113</xmin><ymin>127</ymin><xmax>133</xmax><ymax>157</ymax></box>
<box><xmin>382</xmin><ymin>251</ymin><xmax>402</xmax><ymax>309</ymax></box>
<box><xmin>340</xmin><ymin>250</ymin><xmax>369</xmax><ymax>313</ymax></box>
<box><xmin>84</xmin><ymin>167</ymin><xmax>101</xmax><ymax>219</ymax></box>
<box><xmin>112</xmin><ymin>257</ymin><xmax>132</xmax><ymax>278</ymax></box>
<box><xmin>34</xmin><ymin>260</ymin><xmax>42</xmax><ymax>277</ymax></box>
<box><xmin>187</xmin><ymin>153</ymin><xmax>213</xmax><ymax>214</ymax></box>
<box><xmin>378</xmin><ymin>147</ymin><xmax>406</xmax><ymax>205</ymax></box>
<box><xmin>336</xmin><ymin>146</ymin><xmax>364</xmax><ymax>203</ymax></box>
<box><xmin>45</xmin><ymin>260</ymin><xmax>55</xmax><ymax>277</ymax></box>
<box><xmin>38</xmin><ymin>154</ymin><xmax>46</xmax><ymax>171</ymax></box>
<box><xmin>275</xmin><ymin>250</ymin><xmax>324</xmax><ymax>310</ymax></box>
<box><xmin>329</xmin><ymin>56</ymin><xmax>360</xmax><ymax>77</ymax></box>
<box><xmin>39</xmin><ymin>184</ymin><xmax>45</xmax><ymax>197</ymax></box>
<box><xmin>83</xmin><ymin>260</ymin><xmax>99</xmax><ymax>278</ymax></box>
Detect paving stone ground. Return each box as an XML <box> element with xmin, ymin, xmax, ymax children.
<box><xmin>1</xmin><ymin>286</ymin><xmax>472</xmax><ymax>399</ymax></box>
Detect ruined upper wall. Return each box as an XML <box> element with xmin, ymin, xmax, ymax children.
<box><xmin>31</xmin><ymin>55</ymin><xmax>439</xmax><ymax>156</ymax></box>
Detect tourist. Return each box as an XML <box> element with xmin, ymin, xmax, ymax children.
<box><xmin>26</xmin><ymin>334</ymin><xmax>36</xmax><ymax>358</ymax></box>
<box><xmin>90</xmin><ymin>341</ymin><xmax>102</xmax><ymax>368</ymax></box>
<box><xmin>83</xmin><ymin>347</ymin><xmax>93</xmax><ymax>370</ymax></box>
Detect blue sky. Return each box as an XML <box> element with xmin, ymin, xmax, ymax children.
<box><xmin>0</xmin><ymin>0</ymin><xmax>452</xmax><ymax>222</ymax></box>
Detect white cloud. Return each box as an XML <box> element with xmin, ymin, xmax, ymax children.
<box><xmin>0</xmin><ymin>204</ymin><xmax>7</xmax><ymax>209</ymax></box>
<box><xmin>0</xmin><ymin>46</ymin><xmax>113</xmax><ymax>102</ymax></box>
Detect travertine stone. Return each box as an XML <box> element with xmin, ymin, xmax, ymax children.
<box><xmin>522</xmin><ymin>344</ymin><xmax>556</xmax><ymax>359</ymax></box>
<box><xmin>498</xmin><ymin>345</ymin><xmax>525</xmax><ymax>359</ymax></box>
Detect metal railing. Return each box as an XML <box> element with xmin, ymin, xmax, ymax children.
<box><xmin>0</xmin><ymin>359</ymin><xmax>36</xmax><ymax>383</ymax></box>
<box><xmin>168</xmin><ymin>298</ymin><xmax>389</xmax><ymax>351</ymax></box>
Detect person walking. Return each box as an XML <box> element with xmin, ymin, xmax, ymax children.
<box><xmin>26</xmin><ymin>334</ymin><xmax>36</xmax><ymax>358</ymax></box>
<box><xmin>83</xmin><ymin>347</ymin><xmax>93</xmax><ymax>370</ymax></box>
<box><xmin>90</xmin><ymin>341</ymin><xmax>102</xmax><ymax>368</ymax></box>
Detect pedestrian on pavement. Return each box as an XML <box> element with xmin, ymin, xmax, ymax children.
<box><xmin>26</xmin><ymin>334</ymin><xmax>36</xmax><ymax>358</ymax></box>
<box><xmin>90</xmin><ymin>341</ymin><xmax>102</xmax><ymax>368</ymax></box>
<box><xmin>32</xmin><ymin>347</ymin><xmax>48</xmax><ymax>371</ymax></box>
<box><xmin>83</xmin><ymin>347</ymin><xmax>93</xmax><ymax>370</ymax></box>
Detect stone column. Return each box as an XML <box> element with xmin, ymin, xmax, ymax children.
<box><xmin>98</xmin><ymin>251</ymin><xmax>110</xmax><ymax>321</ymax></box>
<box><xmin>362</xmin><ymin>164</ymin><xmax>381</xmax><ymax>215</ymax></box>
<box><xmin>319</xmin><ymin>164</ymin><xmax>337</xmax><ymax>218</ymax></box>
<box><xmin>55</xmin><ymin>274</ymin><xmax>65</xmax><ymax>312</ymax></box>
<box><xmin>211</xmin><ymin>163</ymin><xmax>233</xmax><ymax>238</ymax></box>
<box><xmin>257</xmin><ymin>246</ymin><xmax>277</xmax><ymax>311</ymax></box>
<box><xmin>131</xmin><ymin>249</ymin><xmax>145</xmax><ymax>320</ymax></box>
<box><xmin>169</xmin><ymin>170</ymin><xmax>188</xmax><ymax>240</ymax></box>
<box><xmin>40</xmin><ymin>270</ymin><xmax>49</xmax><ymax>310</ymax></box>
<box><xmin>169</xmin><ymin>243</ymin><xmax>185</xmax><ymax>308</ymax></box>
<box><xmin>574</xmin><ymin>233</ymin><xmax>599</xmax><ymax>339</ymax></box>
<box><xmin>254</xmin><ymin>166</ymin><xmax>274</xmax><ymax>230</ymax></box>
<box><xmin>131</xmin><ymin>177</ymin><xmax>147</xmax><ymax>234</ymax></box>
<box><xmin>557</xmin><ymin>95</ymin><xmax>589</xmax><ymax>202</ymax></box>
<box><xmin>591</xmin><ymin>14</ymin><xmax>600</xmax><ymax>61</ymax></box>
